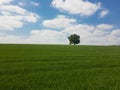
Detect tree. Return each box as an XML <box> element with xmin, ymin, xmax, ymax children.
<box><xmin>68</xmin><ymin>34</ymin><xmax>80</xmax><ymax>45</ymax></box>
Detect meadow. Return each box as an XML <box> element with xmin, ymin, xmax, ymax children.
<box><xmin>0</xmin><ymin>44</ymin><xmax>120</xmax><ymax>90</ymax></box>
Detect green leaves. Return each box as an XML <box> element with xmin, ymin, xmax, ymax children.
<box><xmin>68</xmin><ymin>34</ymin><xmax>80</xmax><ymax>45</ymax></box>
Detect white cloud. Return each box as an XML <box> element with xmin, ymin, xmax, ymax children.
<box><xmin>62</xmin><ymin>23</ymin><xmax>120</xmax><ymax>45</ymax></box>
<box><xmin>63</xmin><ymin>24</ymin><xmax>94</xmax><ymax>36</ymax></box>
<box><xmin>43</xmin><ymin>15</ymin><xmax>76</xmax><ymax>29</ymax></box>
<box><xmin>0</xmin><ymin>16</ymin><xmax>23</xmax><ymax>30</ymax></box>
<box><xmin>0</xmin><ymin>0</ymin><xmax>13</xmax><ymax>5</ymax></box>
<box><xmin>18</xmin><ymin>1</ymin><xmax>40</xmax><ymax>7</ymax></box>
<box><xmin>100</xmin><ymin>9</ymin><xmax>109</xmax><ymax>18</ymax></box>
<box><xmin>0</xmin><ymin>5</ymin><xmax>28</xmax><ymax>15</ymax></box>
<box><xmin>96</xmin><ymin>24</ymin><xmax>114</xmax><ymax>30</ymax></box>
<box><xmin>111</xmin><ymin>29</ymin><xmax>120</xmax><ymax>37</ymax></box>
<box><xmin>0</xmin><ymin>0</ymin><xmax>40</xmax><ymax>30</ymax></box>
<box><xmin>0</xmin><ymin>25</ymin><xmax>120</xmax><ymax>45</ymax></box>
<box><xmin>0</xmin><ymin>32</ymin><xmax>25</xmax><ymax>44</ymax></box>
<box><xmin>0</xmin><ymin>1</ymin><xmax>119</xmax><ymax>45</ymax></box>
<box><xmin>52</xmin><ymin>0</ymin><xmax>101</xmax><ymax>16</ymax></box>
<box><xmin>18</xmin><ymin>1</ymin><xmax>26</xmax><ymax>6</ymax></box>
<box><xmin>40</xmin><ymin>19</ymin><xmax>119</xmax><ymax>45</ymax></box>
<box><xmin>0</xmin><ymin>30</ymin><xmax>68</xmax><ymax>44</ymax></box>
<box><xmin>29</xmin><ymin>30</ymin><xmax>67</xmax><ymax>44</ymax></box>
<box><xmin>31</xmin><ymin>2</ymin><xmax>39</xmax><ymax>7</ymax></box>
<box><xmin>96</xmin><ymin>24</ymin><xmax>113</xmax><ymax>30</ymax></box>
<box><xmin>0</xmin><ymin>13</ymin><xmax>39</xmax><ymax>30</ymax></box>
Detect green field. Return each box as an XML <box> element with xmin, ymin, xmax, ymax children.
<box><xmin>0</xmin><ymin>44</ymin><xmax>120</xmax><ymax>90</ymax></box>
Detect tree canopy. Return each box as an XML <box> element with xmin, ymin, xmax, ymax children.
<box><xmin>68</xmin><ymin>34</ymin><xmax>80</xmax><ymax>45</ymax></box>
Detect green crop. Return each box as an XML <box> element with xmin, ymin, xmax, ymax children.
<box><xmin>0</xmin><ymin>44</ymin><xmax>120</xmax><ymax>90</ymax></box>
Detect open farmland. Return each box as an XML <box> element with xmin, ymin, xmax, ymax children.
<box><xmin>0</xmin><ymin>44</ymin><xmax>120</xmax><ymax>90</ymax></box>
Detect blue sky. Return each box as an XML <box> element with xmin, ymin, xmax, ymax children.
<box><xmin>0</xmin><ymin>0</ymin><xmax>120</xmax><ymax>45</ymax></box>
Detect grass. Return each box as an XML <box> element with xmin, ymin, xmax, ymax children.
<box><xmin>0</xmin><ymin>44</ymin><xmax>120</xmax><ymax>90</ymax></box>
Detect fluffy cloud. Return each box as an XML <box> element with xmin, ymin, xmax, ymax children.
<box><xmin>43</xmin><ymin>15</ymin><xmax>76</xmax><ymax>29</ymax></box>
<box><xmin>0</xmin><ymin>13</ymin><xmax>39</xmax><ymax>30</ymax></box>
<box><xmin>0</xmin><ymin>25</ymin><xmax>120</xmax><ymax>45</ymax></box>
<box><xmin>46</xmin><ymin>16</ymin><xmax>116</xmax><ymax>45</ymax></box>
<box><xmin>18</xmin><ymin>1</ymin><xmax>40</xmax><ymax>7</ymax></box>
<box><xmin>63</xmin><ymin>24</ymin><xmax>120</xmax><ymax>45</ymax></box>
<box><xmin>29</xmin><ymin>30</ymin><xmax>67</xmax><ymax>44</ymax></box>
<box><xmin>0</xmin><ymin>0</ymin><xmax>13</xmax><ymax>5</ymax></box>
<box><xmin>0</xmin><ymin>10</ymin><xmax>119</xmax><ymax>45</ymax></box>
<box><xmin>63</xmin><ymin>24</ymin><xmax>94</xmax><ymax>36</ymax></box>
<box><xmin>0</xmin><ymin>30</ymin><xmax>68</xmax><ymax>44</ymax></box>
<box><xmin>0</xmin><ymin>32</ymin><xmax>25</xmax><ymax>44</ymax></box>
<box><xmin>52</xmin><ymin>0</ymin><xmax>101</xmax><ymax>16</ymax></box>
<box><xmin>111</xmin><ymin>29</ymin><xmax>120</xmax><ymax>37</ymax></box>
<box><xmin>18</xmin><ymin>1</ymin><xmax>26</xmax><ymax>6</ymax></box>
<box><xmin>30</xmin><ymin>2</ymin><xmax>40</xmax><ymax>7</ymax></box>
<box><xmin>42</xmin><ymin>15</ymin><xmax>120</xmax><ymax>45</ymax></box>
<box><xmin>96</xmin><ymin>24</ymin><xmax>113</xmax><ymax>30</ymax></box>
<box><xmin>0</xmin><ymin>0</ymin><xmax>40</xmax><ymax>30</ymax></box>
<box><xmin>100</xmin><ymin>9</ymin><xmax>109</xmax><ymax>18</ymax></box>
<box><xmin>0</xmin><ymin>0</ymin><xmax>119</xmax><ymax>45</ymax></box>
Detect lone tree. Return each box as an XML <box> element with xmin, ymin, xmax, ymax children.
<box><xmin>68</xmin><ymin>34</ymin><xmax>80</xmax><ymax>45</ymax></box>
